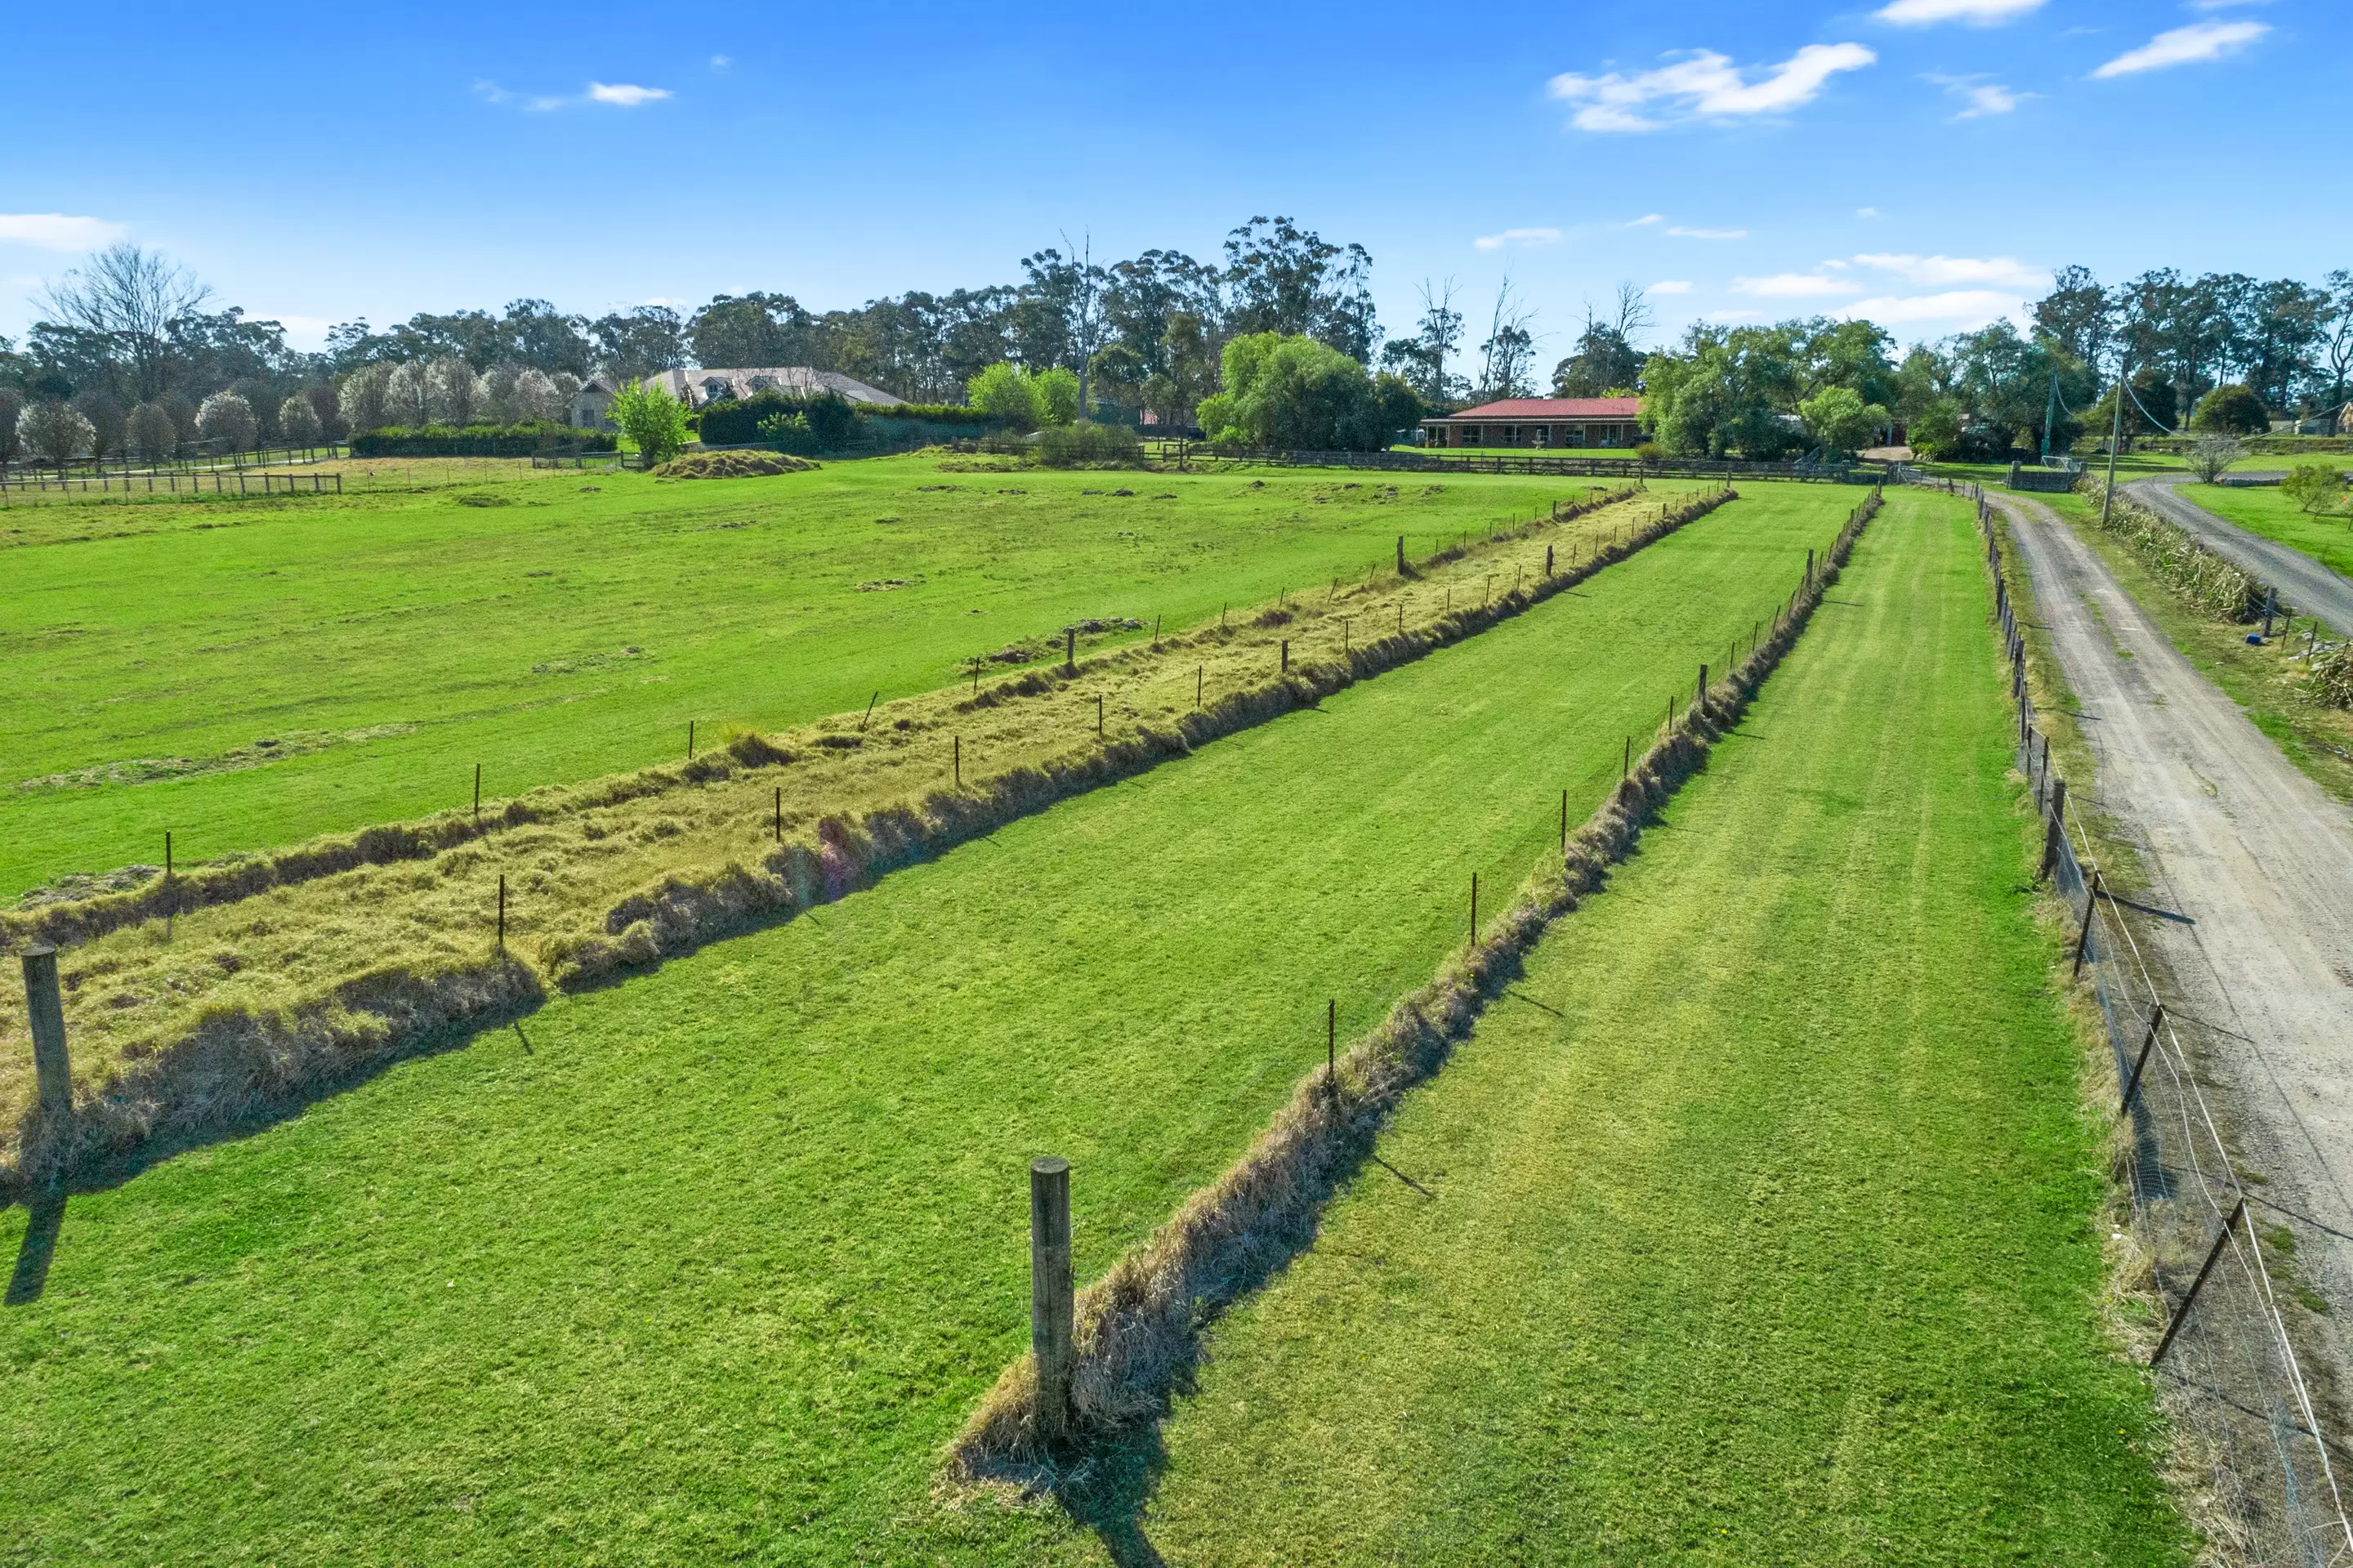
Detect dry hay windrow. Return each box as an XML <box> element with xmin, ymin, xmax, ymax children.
<box><xmin>2</xmin><ymin>486</ymin><xmax>1730</xmax><ymax>1193</ymax></box>
<box><xmin>650</xmin><ymin>449</ymin><xmax>821</xmax><ymax>479</ymax></box>
<box><xmin>943</xmin><ymin>489</ymin><xmax>1884</xmax><ymax>1482</ymax></box>
<box><xmin>2082</xmin><ymin>477</ymin><xmax>2269</xmax><ymax>623</ymax></box>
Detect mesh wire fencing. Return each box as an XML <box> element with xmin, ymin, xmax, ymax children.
<box><xmin>1923</xmin><ymin>469</ymin><xmax>2352</xmax><ymax>1565</ymax></box>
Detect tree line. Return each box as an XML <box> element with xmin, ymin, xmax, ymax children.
<box><xmin>0</xmin><ymin>217</ymin><xmax>1414</xmax><ymax>462</ymax></box>
<box><xmin>1632</xmin><ymin>266</ymin><xmax>2353</xmax><ymax>462</ymax></box>
<box><xmin>6</xmin><ymin>235</ymin><xmax>2348</xmax><ymax>467</ymax></box>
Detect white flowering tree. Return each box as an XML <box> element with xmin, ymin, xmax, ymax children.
<box><xmin>196</xmin><ymin>390</ymin><xmax>258</xmax><ymax>451</ymax></box>
<box><xmin>128</xmin><ymin>401</ymin><xmax>179</xmax><ymax>462</ymax></box>
<box><xmin>339</xmin><ymin>364</ymin><xmax>393</xmax><ymax>435</ymax></box>
<box><xmin>385</xmin><ymin>361</ymin><xmax>431</xmax><ymax>427</ymax></box>
<box><xmin>511</xmin><ymin>368</ymin><xmax>561</xmax><ymax>423</ymax></box>
<box><xmin>279</xmin><ymin>395</ymin><xmax>321</xmax><ymax>446</ymax></box>
<box><xmin>21</xmin><ymin>400</ymin><xmax>96</xmax><ymax>469</ymax></box>
<box><xmin>426</xmin><ymin>357</ymin><xmax>483</xmax><ymax>426</ymax></box>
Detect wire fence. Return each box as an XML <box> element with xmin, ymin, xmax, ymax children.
<box><xmin>1923</xmin><ymin>467</ymin><xmax>2352</xmax><ymax>1565</ymax></box>
<box><xmin>0</xmin><ymin>468</ymin><xmax>343</xmax><ymax>501</ymax></box>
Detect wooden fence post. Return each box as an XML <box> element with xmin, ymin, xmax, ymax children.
<box><xmin>1280</xmin><ymin>640</ymin><xmax>1289</xmax><ymax>673</ymax></box>
<box><xmin>2153</xmin><ymin>1198</ymin><xmax>2247</xmax><ymax>1367</ymax></box>
<box><xmin>1065</xmin><ymin>628</ymin><xmax>1075</xmax><ymax>674</ymax></box>
<box><xmin>2072</xmin><ymin>870</ymin><xmax>2102</xmax><ymax>978</ymax></box>
<box><xmin>20</xmin><ymin>946</ymin><xmax>72</xmax><ymax>1125</ymax></box>
<box><xmin>1029</xmin><ymin>1156</ymin><xmax>1074</xmax><ymax>1441</ymax></box>
<box><xmin>2121</xmin><ymin>1003</ymin><xmax>2167</xmax><ymax>1112</ymax></box>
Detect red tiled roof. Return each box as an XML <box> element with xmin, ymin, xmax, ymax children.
<box><xmin>1435</xmin><ymin>398</ymin><xmax>1641</xmax><ymax>420</ymax></box>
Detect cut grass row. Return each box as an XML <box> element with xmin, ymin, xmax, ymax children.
<box><xmin>1067</xmin><ymin>500</ymin><xmax>2186</xmax><ymax>1566</ymax></box>
<box><xmin>0</xmin><ymin>482</ymin><xmax>1708</xmax><ymax>1168</ymax></box>
<box><xmin>0</xmin><ymin>453</ymin><xmax>1654</xmax><ymax>900</ymax></box>
<box><xmin>0</xmin><ymin>485</ymin><xmax>1861</xmax><ymax>1566</ymax></box>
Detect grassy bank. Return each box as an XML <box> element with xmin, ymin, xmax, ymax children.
<box><xmin>1</xmin><ymin>453</ymin><xmax>1632</xmax><ymax>899</ymax></box>
<box><xmin>1097</xmin><ymin>503</ymin><xmax>2186</xmax><ymax>1565</ymax></box>
<box><xmin>0</xmin><ymin>487</ymin><xmax>1860</xmax><ymax>1565</ymax></box>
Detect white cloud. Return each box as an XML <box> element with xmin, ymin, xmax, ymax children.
<box><xmin>1855</xmin><ymin>207</ymin><xmax>1881</xmax><ymax>218</ymax></box>
<box><xmin>589</xmin><ymin>82</ymin><xmax>671</xmax><ymax>106</ymax></box>
<box><xmin>1734</xmin><ymin>272</ymin><xmax>1861</xmax><ymax>298</ymax></box>
<box><xmin>1625</xmin><ymin>213</ymin><xmax>1664</xmax><ymax>227</ymax></box>
<box><xmin>1547</xmin><ymin>42</ymin><xmax>1875</xmax><ymax>132</ymax></box>
<box><xmin>1650</xmin><ymin>279</ymin><xmax>1694</xmax><ymax>294</ymax></box>
<box><xmin>0</xmin><ymin>213</ymin><xmax>130</xmax><ymax>251</ymax></box>
<box><xmin>1875</xmin><ymin>0</ymin><xmax>2043</xmax><ymax>25</ymax></box>
<box><xmin>1475</xmin><ymin>226</ymin><xmax>1564</xmax><ymax>251</ymax></box>
<box><xmin>1839</xmin><ymin>289</ymin><xmax>2022</xmax><ymax>325</ymax></box>
<box><xmin>1930</xmin><ymin>74</ymin><xmax>2028</xmax><ymax>117</ymax></box>
<box><xmin>2093</xmin><ymin>20</ymin><xmax>2267</xmax><ymax>77</ymax></box>
<box><xmin>1667</xmin><ymin>226</ymin><xmax>1748</xmax><ymax>240</ymax></box>
<box><xmin>709</xmin><ymin>54</ymin><xmax>732</xmax><ymax>70</ymax></box>
<box><xmin>266</xmin><ymin>314</ymin><xmax>334</xmax><ymax>348</ymax></box>
<box><xmin>1851</xmin><ymin>252</ymin><xmax>2047</xmax><ymax>289</ymax></box>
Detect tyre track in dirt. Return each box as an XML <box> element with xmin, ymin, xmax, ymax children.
<box><xmin>1998</xmin><ymin>491</ymin><xmax>2353</xmax><ymax>1378</ymax></box>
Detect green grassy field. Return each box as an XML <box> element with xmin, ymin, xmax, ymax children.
<box><xmin>0</xmin><ymin>488</ymin><xmax>1860</xmax><ymax>1566</ymax></box>
<box><xmin>2180</xmin><ymin>481</ymin><xmax>2353</xmax><ymax>586</ymax></box>
<box><xmin>0</xmin><ymin>455</ymin><xmax>1627</xmax><ymax>900</ymax></box>
<box><xmin>1092</xmin><ymin>504</ymin><xmax>2185</xmax><ymax>1565</ymax></box>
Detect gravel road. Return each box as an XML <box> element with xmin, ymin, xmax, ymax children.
<box><xmin>2126</xmin><ymin>476</ymin><xmax>2353</xmax><ymax>633</ymax></box>
<box><xmin>1998</xmin><ymin>491</ymin><xmax>2353</xmax><ymax>1373</ymax></box>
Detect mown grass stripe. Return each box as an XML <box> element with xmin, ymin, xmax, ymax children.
<box><xmin>1103</xmin><ymin>498</ymin><xmax>2186</xmax><ymax>1566</ymax></box>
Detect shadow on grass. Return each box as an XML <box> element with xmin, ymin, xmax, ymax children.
<box><xmin>6</xmin><ymin>1189</ymin><xmax>64</xmax><ymax>1305</ymax></box>
<box><xmin>21</xmin><ymin>972</ymin><xmax>551</xmax><ymax>1206</ymax></box>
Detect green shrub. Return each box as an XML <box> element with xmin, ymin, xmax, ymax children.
<box><xmin>1036</xmin><ymin>422</ymin><xmax>1144</xmax><ymax>467</ymax></box>
<box><xmin>699</xmin><ymin>391</ymin><xmax>856</xmax><ymax>449</ymax></box>
<box><xmin>1194</xmin><ymin>333</ymin><xmax>1409</xmax><ymax>452</ymax></box>
<box><xmin>2279</xmin><ymin>462</ymin><xmax>2347</xmax><ymax>516</ymax></box>
<box><xmin>350</xmin><ymin>422</ymin><xmax>613</xmax><ymax>458</ymax></box>
<box><xmin>967</xmin><ymin>364</ymin><xmax>1044</xmax><ymax>431</ymax></box>
<box><xmin>2190</xmin><ymin>383</ymin><xmax>2270</xmax><ymax>435</ymax></box>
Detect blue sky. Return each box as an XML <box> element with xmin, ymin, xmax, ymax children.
<box><xmin>2</xmin><ymin>0</ymin><xmax>2341</xmax><ymax>362</ymax></box>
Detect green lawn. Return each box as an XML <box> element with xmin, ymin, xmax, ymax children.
<box><xmin>0</xmin><ymin>487</ymin><xmax>1859</xmax><ymax>1566</ymax></box>
<box><xmin>2178</xmin><ymin>481</ymin><xmax>2353</xmax><ymax>586</ymax></box>
<box><xmin>0</xmin><ymin>455</ymin><xmax>1624</xmax><ymax>900</ymax></box>
<box><xmin>1104</xmin><ymin>503</ymin><xmax>2185</xmax><ymax>1565</ymax></box>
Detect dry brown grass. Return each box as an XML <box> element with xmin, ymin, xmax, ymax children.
<box><xmin>0</xmin><ymin>485</ymin><xmax>1737</xmax><ymax>1192</ymax></box>
<box><xmin>943</xmin><ymin>489</ymin><xmax>1883</xmax><ymax>1476</ymax></box>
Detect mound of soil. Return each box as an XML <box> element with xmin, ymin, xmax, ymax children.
<box><xmin>652</xmin><ymin>450</ymin><xmax>819</xmax><ymax>480</ymax></box>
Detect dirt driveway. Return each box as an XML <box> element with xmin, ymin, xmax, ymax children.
<box><xmin>2126</xmin><ymin>476</ymin><xmax>2353</xmax><ymax>633</ymax></box>
<box><xmin>1998</xmin><ymin>492</ymin><xmax>2353</xmax><ymax>1374</ymax></box>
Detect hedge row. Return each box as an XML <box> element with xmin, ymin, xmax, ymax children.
<box><xmin>351</xmin><ymin>423</ymin><xmax>616</xmax><ymax>457</ymax></box>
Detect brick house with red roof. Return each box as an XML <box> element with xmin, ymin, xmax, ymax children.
<box><xmin>1420</xmin><ymin>396</ymin><xmax>1643</xmax><ymax>449</ymax></box>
